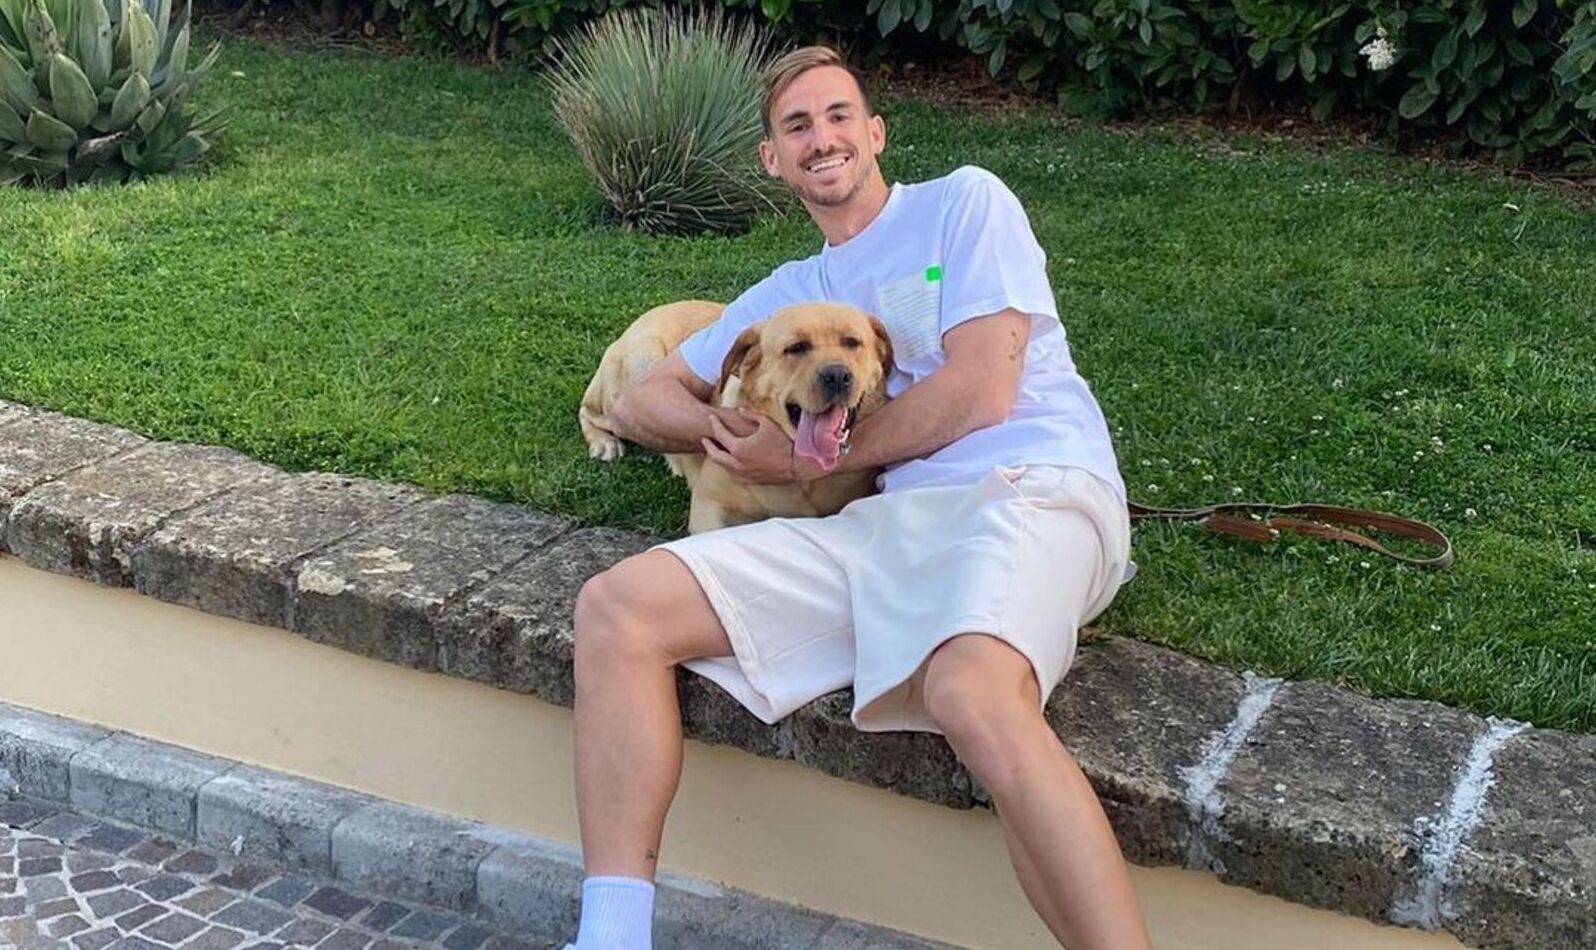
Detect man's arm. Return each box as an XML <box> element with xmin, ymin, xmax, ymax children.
<box><xmin>612</xmin><ymin>351</ymin><xmax>755</xmax><ymax>455</ymax></box>
<box><xmin>703</xmin><ymin>309</ymin><xmax>1029</xmax><ymax>482</ymax></box>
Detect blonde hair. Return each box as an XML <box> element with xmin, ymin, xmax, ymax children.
<box><xmin>761</xmin><ymin>45</ymin><xmax>873</xmax><ymax>136</ymax></box>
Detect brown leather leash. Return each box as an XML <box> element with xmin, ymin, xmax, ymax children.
<box><xmin>1127</xmin><ymin>499</ymin><xmax>1455</xmax><ymax>570</ymax></box>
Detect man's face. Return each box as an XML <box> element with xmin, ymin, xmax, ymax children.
<box><xmin>759</xmin><ymin>65</ymin><xmax>886</xmax><ymax>209</ymax></box>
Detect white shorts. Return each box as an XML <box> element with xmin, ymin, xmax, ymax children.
<box><xmin>658</xmin><ymin>464</ymin><xmax>1132</xmax><ymax>735</ymax></box>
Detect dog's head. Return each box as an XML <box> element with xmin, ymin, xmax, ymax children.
<box><xmin>717</xmin><ymin>302</ymin><xmax>894</xmax><ymax>473</ymax></box>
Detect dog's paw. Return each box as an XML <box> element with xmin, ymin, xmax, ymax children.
<box><xmin>588</xmin><ymin>437</ymin><xmax>625</xmax><ymax>462</ymax></box>
<box><xmin>664</xmin><ymin>456</ymin><xmax>685</xmax><ymax>478</ymax></box>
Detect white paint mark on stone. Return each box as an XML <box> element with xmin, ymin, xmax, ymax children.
<box><xmin>296</xmin><ymin>565</ymin><xmax>348</xmax><ymax>596</ymax></box>
<box><xmin>353</xmin><ymin>547</ymin><xmax>414</xmax><ymax>575</ymax></box>
<box><xmin>1390</xmin><ymin>717</ymin><xmax>1527</xmax><ymax>931</ymax></box>
<box><xmin>1177</xmin><ymin>672</ymin><xmax>1284</xmax><ymax>872</ymax></box>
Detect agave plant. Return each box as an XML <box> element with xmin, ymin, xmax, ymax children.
<box><xmin>546</xmin><ymin>6</ymin><xmax>782</xmax><ymax>236</ymax></box>
<box><xmin>0</xmin><ymin>0</ymin><xmax>222</xmax><ymax>187</ymax></box>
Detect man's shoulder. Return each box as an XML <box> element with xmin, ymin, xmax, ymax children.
<box><xmin>730</xmin><ymin>255</ymin><xmax>823</xmax><ymax>312</ymax></box>
<box><xmin>910</xmin><ymin>164</ymin><xmax>1010</xmax><ymax>202</ymax></box>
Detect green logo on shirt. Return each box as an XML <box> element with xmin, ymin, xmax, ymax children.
<box><xmin>924</xmin><ymin>264</ymin><xmax>943</xmax><ymax>282</ymax></box>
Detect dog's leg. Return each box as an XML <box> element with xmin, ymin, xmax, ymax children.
<box><xmin>579</xmin><ymin>366</ymin><xmax>626</xmax><ymax>462</ymax></box>
<box><xmin>579</xmin><ymin>405</ymin><xmax>626</xmax><ymax>462</ymax></box>
<box><xmin>688</xmin><ymin>492</ymin><xmax>731</xmax><ymax>534</ymax></box>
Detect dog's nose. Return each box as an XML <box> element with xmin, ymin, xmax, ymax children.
<box><xmin>817</xmin><ymin>364</ymin><xmax>853</xmax><ymax>401</ymax></box>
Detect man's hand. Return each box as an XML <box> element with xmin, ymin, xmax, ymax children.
<box><xmin>703</xmin><ymin>410</ymin><xmax>801</xmax><ymax>484</ymax></box>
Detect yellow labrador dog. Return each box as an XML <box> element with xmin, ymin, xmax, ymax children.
<box><xmin>580</xmin><ymin>300</ymin><xmax>892</xmax><ymax>533</ymax></box>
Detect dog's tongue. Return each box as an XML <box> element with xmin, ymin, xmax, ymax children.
<box><xmin>794</xmin><ymin>406</ymin><xmax>848</xmax><ymax>471</ymax></box>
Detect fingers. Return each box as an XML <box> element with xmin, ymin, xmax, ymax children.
<box><xmin>708</xmin><ymin>414</ymin><xmax>742</xmax><ymax>447</ymax></box>
<box><xmin>723</xmin><ymin>408</ymin><xmax>759</xmax><ymax>437</ymax></box>
<box><xmin>701</xmin><ymin>438</ymin><xmax>740</xmax><ymax>473</ymax></box>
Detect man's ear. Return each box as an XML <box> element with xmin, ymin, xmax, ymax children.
<box><xmin>716</xmin><ymin>326</ymin><xmax>763</xmax><ymax>402</ymax></box>
<box><xmin>758</xmin><ymin>138</ymin><xmax>781</xmax><ymax>178</ymax></box>
<box><xmin>868</xmin><ymin>316</ymin><xmax>895</xmax><ymax>379</ymax></box>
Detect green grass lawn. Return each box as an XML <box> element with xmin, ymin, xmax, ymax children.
<box><xmin>2</xmin><ymin>32</ymin><xmax>1593</xmax><ymax>731</ymax></box>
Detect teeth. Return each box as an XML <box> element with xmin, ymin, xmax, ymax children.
<box><xmin>806</xmin><ymin>156</ymin><xmax>846</xmax><ymax>173</ymax></box>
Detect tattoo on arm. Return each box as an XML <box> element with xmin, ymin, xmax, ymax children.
<box><xmin>645</xmin><ymin>848</ymin><xmax>658</xmax><ymax>862</ymax></box>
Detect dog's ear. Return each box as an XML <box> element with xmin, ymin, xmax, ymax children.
<box><xmin>716</xmin><ymin>325</ymin><xmax>762</xmax><ymax>402</ymax></box>
<box><xmin>868</xmin><ymin>316</ymin><xmax>895</xmax><ymax>379</ymax></box>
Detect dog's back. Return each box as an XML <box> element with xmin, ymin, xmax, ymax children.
<box><xmin>579</xmin><ymin>300</ymin><xmax>725</xmax><ymax>461</ymax></box>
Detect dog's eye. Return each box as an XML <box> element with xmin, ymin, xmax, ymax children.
<box><xmin>784</xmin><ymin>341</ymin><xmax>812</xmax><ymax>356</ymax></box>
<box><xmin>841</xmin><ymin>336</ymin><xmax>862</xmax><ymax>349</ymax></box>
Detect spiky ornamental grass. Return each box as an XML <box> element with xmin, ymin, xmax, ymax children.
<box><xmin>0</xmin><ymin>0</ymin><xmax>222</xmax><ymax>187</ymax></box>
<box><xmin>545</xmin><ymin>6</ymin><xmax>783</xmax><ymax>237</ymax></box>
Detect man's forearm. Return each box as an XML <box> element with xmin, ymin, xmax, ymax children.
<box><xmin>833</xmin><ymin>364</ymin><xmax>1007</xmax><ymax>475</ymax></box>
<box><xmin>613</xmin><ymin>379</ymin><xmax>725</xmax><ymax>455</ymax></box>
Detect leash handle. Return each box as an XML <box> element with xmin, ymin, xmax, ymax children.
<box><xmin>1128</xmin><ymin>500</ymin><xmax>1455</xmax><ymax>570</ymax></box>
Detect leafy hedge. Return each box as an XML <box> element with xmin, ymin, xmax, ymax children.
<box><xmin>366</xmin><ymin>0</ymin><xmax>1596</xmax><ymax>166</ymax></box>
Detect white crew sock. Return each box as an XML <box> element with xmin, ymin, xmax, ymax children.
<box><xmin>573</xmin><ymin>875</ymin><xmax>655</xmax><ymax>950</ymax></box>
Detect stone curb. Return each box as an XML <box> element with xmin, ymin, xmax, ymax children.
<box><xmin>2</xmin><ymin>399</ymin><xmax>1591</xmax><ymax>949</ymax></box>
<box><xmin>0</xmin><ymin>702</ymin><xmax>960</xmax><ymax>949</ymax></box>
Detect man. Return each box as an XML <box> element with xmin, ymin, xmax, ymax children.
<box><xmin>565</xmin><ymin>45</ymin><xmax>1152</xmax><ymax>950</ymax></box>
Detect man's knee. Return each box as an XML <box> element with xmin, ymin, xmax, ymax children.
<box><xmin>574</xmin><ymin>559</ymin><xmax>658</xmax><ymax>667</ymax></box>
<box><xmin>573</xmin><ymin>550</ymin><xmax>728</xmax><ymax>671</ymax></box>
<box><xmin>923</xmin><ymin>635</ymin><xmax>1045</xmax><ymax>779</ymax></box>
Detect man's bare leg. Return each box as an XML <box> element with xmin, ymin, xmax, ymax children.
<box><xmin>924</xmin><ymin>634</ymin><xmax>1153</xmax><ymax>950</ymax></box>
<box><xmin>572</xmin><ymin>550</ymin><xmax>733</xmax><ymax>879</ymax></box>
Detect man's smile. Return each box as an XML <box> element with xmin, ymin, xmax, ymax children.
<box><xmin>803</xmin><ymin>153</ymin><xmax>850</xmax><ymax>177</ymax></box>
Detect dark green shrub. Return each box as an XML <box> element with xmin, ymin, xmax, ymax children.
<box><xmin>340</xmin><ymin>0</ymin><xmax>1596</xmax><ymax>167</ymax></box>
<box><xmin>545</xmin><ymin>5</ymin><xmax>782</xmax><ymax>234</ymax></box>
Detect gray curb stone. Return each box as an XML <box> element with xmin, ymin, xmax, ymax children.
<box><xmin>3</xmin><ymin>403</ymin><xmax>1593</xmax><ymax>949</ymax></box>
<box><xmin>331</xmin><ymin>801</ymin><xmax>499</xmax><ymax>912</ymax></box>
<box><xmin>292</xmin><ymin>494</ymin><xmax>569</xmax><ymax>671</ymax></box>
<box><xmin>1448</xmin><ymin>727</ymin><xmax>1596</xmax><ymax>949</ymax></box>
<box><xmin>784</xmin><ymin>691</ymin><xmax>975</xmax><ymax>809</ymax></box>
<box><xmin>440</xmin><ymin>527</ymin><xmax>651</xmax><ymax>707</ymax></box>
<box><xmin>1048</xmin><ymin>637</ymin><xmax>1248</xmax><ymax>867</ymax></box>
<box><xmin>0</xmin><ymin>406</ymin><xmax>147</xmax><ymax>552</ymax></box>
<box><xmin>816</xmin><ymin>921</ymin><xmax>967</xmax><ymax>949</ymax></box>
<box><xmin>197</xmin><ymin>764</ymin><xmax>377</xmax><ymax>875</ymax></box>
<box><xmin>1208</xmin><ymin>682</ymin><xmax>1484</xmax><ymax>922</ymax></box>
<box><xmin>7</xmin><ymin>442</ymin><xmax>277</xmax><ymax>585</ymax></box>
<box><xmin>651</xmin><ymin>869</ymin><xmax>835</xmax><ymax>950</ymax></box>
<box><xmin>0</xmin><ymin>702</ymin><xmax>959</xmax><ymax>949</ymax></box>
<box><xmin>0</xmin><ymin>704</ymin><xmax>112</xmax><ymax>802</ymax></box>
<box><xmin>133</xmin><ymin>471</ymin><xmax>429</xmax><ymax>628</ymax></box>
<box><xmin>474</xmin><ymin>833</ymin><xmax>584</xmax><ymax>935</ymax></box>
<box><xmin>68</xmin><ymin>733</ymin><xmax>233</xmax><ymax>838</ymax></box>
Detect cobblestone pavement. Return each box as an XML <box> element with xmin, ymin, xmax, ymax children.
<box><xmin>0</xmin><ymin>799</ymin><xmax>551</xmax><ymax>950</ymax></box>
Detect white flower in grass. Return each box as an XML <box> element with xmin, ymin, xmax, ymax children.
<box><xmin>1465</xmin><ymin>507</ymin><xmax>1477</xmax><ymax>519</ymax></box>
<box><xmin>1360</xmin><ymin>26</ymin><xmax>1398</xmax><ymax>71</ymax></box>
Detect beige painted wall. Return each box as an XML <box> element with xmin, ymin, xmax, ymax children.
<box><xmin>0</xmin><ymin>554</ymin><xmax>1461</xmax><ymax>950</ymax></box>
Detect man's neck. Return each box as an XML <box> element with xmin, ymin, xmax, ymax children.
<box><xmin>812</xmin><ymin>175</ymin><xmax>892</xmax><ymax>248</ymax></box>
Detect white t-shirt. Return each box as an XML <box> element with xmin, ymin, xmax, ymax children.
<box><xmin>679</xmin><ymin>165</ymin><xmax>1126</xmax><ymax>500</ymax></box>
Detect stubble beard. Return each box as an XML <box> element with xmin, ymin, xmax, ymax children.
<box><xmin>788</xmin><ymin>152</ymin><xmax>869</xmax><ymax>209</ymax></box>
